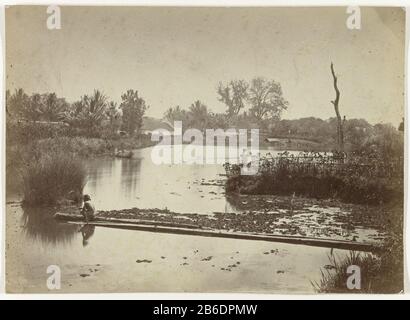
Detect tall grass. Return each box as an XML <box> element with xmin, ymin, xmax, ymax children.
<box><xmin>23</xmin><ymin>152</ymin><xmax>86</xmax><ymax>206</ymax></box>
<box><xmin>312</xmin><ymin>246</ymin><xmax>403</xmax><ymax>294</ymax></box>
<box><xmin>311</xmin><ymin>251</ymin><xmax>379</xmax><ymax>293</ymax></box>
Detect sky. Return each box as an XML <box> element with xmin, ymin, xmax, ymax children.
<box><xmin>6</xmin><ymin>6</ymin><xmax>405</xmax><ymax>125</ymax></box>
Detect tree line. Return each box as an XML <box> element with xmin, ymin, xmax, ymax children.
<box><xmin>6</xmin><ymin>73</ymin><xmax>403</xmax><ymax>157</ymax></box>
<box><xmin>6</xmin><ymin>76</ymin><xmax>289</xmax><ymax>137</ymax></box>
<box><xmin>6</xmin><ymin>88</ymin><xmax>147</xmax><ymax>137</ymax></box>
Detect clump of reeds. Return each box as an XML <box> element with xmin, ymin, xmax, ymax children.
<box><xmin>22</xmin><ymin>152</ymin><xmax>86</xmax><ymax>206</ymax></box>
<box><xmin>311</xmin><ymin>251</ymin><xmax>380</xmax><ymax>293</ymax></box>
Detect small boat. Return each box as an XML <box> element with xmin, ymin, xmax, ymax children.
<box><xmin>115</xmin><ymin>150</ymin><xmax>133</xmax><ymax>158</ymax></box>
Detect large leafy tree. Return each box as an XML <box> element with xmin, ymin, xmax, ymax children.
<box><xmin>120</xmin><ymin>89</ymin><xmax>148</xmax><ymax>135</ymax></box>
<box><xmin>247</xmin><ymin>77</ymin><xmax>288</xmax><ymax>122</ymax></box>
<box><xmin>217</xmin><ymin>80</ymin><xmax>248</xmax><ymax>117</ymax></box>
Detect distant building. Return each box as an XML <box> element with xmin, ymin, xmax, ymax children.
<box><xmin>265</xmin><ymin>137</ymin><xmax>283</xmax><ymax>147</ymax></box>
<box><xmin>141</xmin><ymin>117</ymin><xmax>174</xmax><ymax>136</ymax></box>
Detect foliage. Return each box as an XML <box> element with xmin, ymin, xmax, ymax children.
<box><xmin>187</xmin><ymin>100</ymin><xmax>210</xmax><ymax>131</ymax></box>
<box><xmin>6</xmin><ymin>89</ymin><xmax>69</xmax><ymax>121</ymax></box>
<box><xmin>217</xmin><ymin>80</ymin><xmax>249</xmax><ymax>117</ymax></box>
<box><xmin>311</xmin><ymin>251</ymin><xmax>380</xmax><ymax>293</ymax></box>
<box><xmin>6</xmin><ymin>88</ymin><xmax>148</xmax><ymax>139</ymax></box>
<box><xmin>225</xmin><ymin>151</ymin><xmax>403</xmax><ymax>205</ymax></box>
<box><xmin>65</xmin><ymin>90</ymin><xmax>108</xmax><ymax>131</ymax></box>
<box><xmin>312</xmin><ymin>227</ymin><xmax>403</xmax><ymax>294</ymax></box>
<box><xmin>22</xmin><ymin>151</ymin><xmax>86</xmax><ymax>206</ymax></box>
<box><xmin>247</xmin><ymin>77</ymin><xmax>288</xmax><ymax>121</ymax></box>
<box><xmin>269</xmin><ymin>117</ymin><xmax>404</xmax><ymax>155</ymax></box>
<box><xmin>120</xmin><ymin>89</ymin><xmax>148</xmax><ymax>135</ymax></box>
<box><xmin>105</xmin><ymin>101</ymin><xmax>122</xmax><ymax>136</ymax></box>
<box><xmin>163</xmin><ymin>105</ymin><xmax>189</xmax><ymax>125</ymax></box>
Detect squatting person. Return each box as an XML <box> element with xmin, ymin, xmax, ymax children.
<box><xmin>81</xmin><ymin>194</ymin><xmax>96</xmax><ymax>222</ymax></box>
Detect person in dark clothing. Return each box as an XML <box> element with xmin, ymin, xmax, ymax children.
<box><xmin>81</xmin><ymin>194</ymin><xmax>96</xmax><ymax>222</ymax></box>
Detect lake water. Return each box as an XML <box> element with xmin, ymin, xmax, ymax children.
<box><xmin>6</xmin><ymin>146</ymin><xmax>362</xmax><ymax>293</ymax></box>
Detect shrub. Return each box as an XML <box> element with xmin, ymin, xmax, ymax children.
<box><xmin>23</xmin><ymin>152</ymin><xmax>86</xmax><ymax>206</ymax></box>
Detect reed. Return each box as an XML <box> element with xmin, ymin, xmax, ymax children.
<box><xmin>22</xmin><ymin>151</ymin><xmax>86</xmax><ymax>206</ymax></box>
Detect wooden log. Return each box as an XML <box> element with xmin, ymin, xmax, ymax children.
<box><xmin>55</xmin><ymin>213</ymin><xmax>382</xmax><ymax>253</ymax></box>
<box><xmin>54</xmin><ymin>212</ymin><xmax>203</xmax><ymax>230</ymax></box>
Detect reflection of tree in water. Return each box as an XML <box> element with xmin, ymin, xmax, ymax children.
<box><xmin>21</xmin><ymin>206</ymin><xmax>78</xmax><ymax>246</ymax></box>
<box><xmin>120</xmin><ymin>158</ymin><xmax>142</xmax><ymax>198</ymax></box>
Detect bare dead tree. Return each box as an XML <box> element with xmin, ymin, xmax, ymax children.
<box><xmin>330</xmin><ymin>62</ymin><xmax>344</xmax><ymax>151</ymax></box>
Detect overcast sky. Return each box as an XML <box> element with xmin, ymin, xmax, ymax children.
<box><xmin>6</xmin><ymin>6</ymin><xmax>405</xmax><ymax>125</ymax></box>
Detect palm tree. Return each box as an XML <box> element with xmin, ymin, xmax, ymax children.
<box><xmin>163</xmin><ymin>105</ymin><xmax>188</xmax><ymax>127</ymax></box>
<box><xmin>65</xmin><ymin>90</ymin><xmax>108</xmax><ymax>129</ymax></box>
<box><xmin>188</xmin><ymin>100</ymin><xmax>209</xmax><ymax>131</ymax></box>
<box><xmin>106</xmin><ymin>101</ymin><xmax>121</xmax><ymax>133</ymax></box>
<box><xmin>37</xmin><ymin>93</ymin><xmax>68</xmax><ymax>122</ymax></box>
<box><xmin>88</xmin><ymin>90</ymin><xmax>108</xmax><ymax>124</ymax></box>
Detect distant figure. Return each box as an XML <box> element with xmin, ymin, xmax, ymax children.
<box><xmin>81</xmin><ymin>194</ymin><xmax>96</xmax><ymax>223</ymax></box>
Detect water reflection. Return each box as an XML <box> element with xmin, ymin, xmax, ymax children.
<box><xmin>21</xmin><ymin>206</ymin><xmax>78</xmax><ymax>246</ymax></box>
<box><xmin>84</xmin><ymin>157</ymin><xmax>143</xmax><ymax>211</ymax></box>
<box><xmin>80</xmin><ymin>224</ymin><xmax>95</xmax><ymax>247</ymax></box>
<box><xmin>120</xmin><ymin>157</ymin><xmax>142</xmax><ymax>198</ymax></box>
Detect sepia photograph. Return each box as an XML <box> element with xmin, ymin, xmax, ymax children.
<box><xmin>4</xmin><ymin>5</ymin><xmax>405</xmax><ymax>294</ymax></box>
